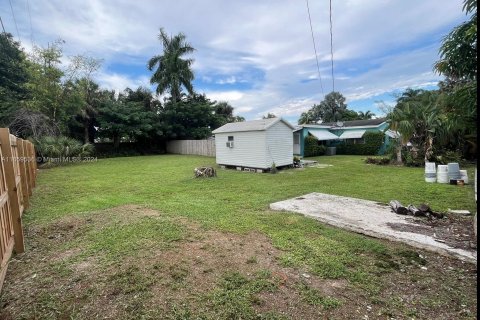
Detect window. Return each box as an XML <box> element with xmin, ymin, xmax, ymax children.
<box><xmin>228</xmin><ymin>136</ymin><xmax>234</xmax><ymax>141</ymax></box>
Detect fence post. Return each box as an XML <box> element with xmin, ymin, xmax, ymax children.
<box><xmin>17</xmin><ymin>139</ymin><xmax>30</xmax><ymax>210</ymax></box>
<box><xmin>0</xmin><ymin>128</ymin><xmax>24</xmax><ymax>253</ymax></box>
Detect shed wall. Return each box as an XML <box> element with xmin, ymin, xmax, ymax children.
<box><xmin>214</xmin><ymin>131</ymin><xmax>268</xmax><ymax>168</ymax></box>
<box><xmin>266</xmin><ymin>121</ymin><xmax>293</xmax><ymax>167</ymax></box>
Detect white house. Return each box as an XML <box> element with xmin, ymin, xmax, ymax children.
<box><xmin>212</xmin><ymin>118</ymin><xmax>295</xmax><ymax>170</ymax></box>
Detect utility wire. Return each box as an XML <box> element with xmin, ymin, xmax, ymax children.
<box><xmin>26</xmin><ymin>0</ymin><xmax>34</xmax><ymax>46</ymax></box>
<box><xmin>8</xmin><ymin>0</ymin><xmax>20</xmax><ymax>41</ymax></box>
<box><xmin>329</xmin><ymin>0</ymin><xmax>335</xmax><ymax>92</ymax></box>
<box><xmin>305</xmin><ymin>0</ymin><xmax>324</xmax><ymax>97</ymax></box>
<box><xmin>0</xmin><ymin>16</ymin><xmax>6</xmax><ymax>34</ymax></box>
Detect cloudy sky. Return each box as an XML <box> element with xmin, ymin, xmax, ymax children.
<box><xmin>1</xmin><ymin>0</ymin><xmax>467</xmax><ymax>123</ymax></box>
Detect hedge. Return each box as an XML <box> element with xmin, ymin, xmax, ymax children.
<box><xmin>304</xmin><ymin>135</ymin><xmax>327</xmax><ymax>157</ymax></box>
<box><xmin>336</xmin><ymin>131</ymin><xmax>384</xmax><ymax>155</ymax></box>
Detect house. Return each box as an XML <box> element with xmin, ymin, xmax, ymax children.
<box><xmin>294</xmin><ymin>117</ymin><xmax>396</xmax><ymax>157</ymax></box>
<box><xmin>212</xmin><ymin>118</ymin><xmax>295</xmax><ymax>170</ymax></box>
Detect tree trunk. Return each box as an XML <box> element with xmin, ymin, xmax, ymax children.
<box><xmin>113</xmin><ymin>134</ymin><xmax>120</xmax><ymax>150</ymax></box>
<box><xmin>389</xmin><ymin>200</ymin><xmax>409</xmax><ymax>215</ymax></box>
<box><xmin>84</xmin><ymin>120</ymin><xmax>90</xmax><ymax>144</ymax></box>
<box><xmin>396</xmin><ymin>145</ymin><xmax>403</xmax><ymax>164</ymax></box>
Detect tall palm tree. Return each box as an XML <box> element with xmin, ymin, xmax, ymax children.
<box><xmin>148</xmin><ymin>28</ymin><xmax>195</xmax><ymax>102</ymax></box>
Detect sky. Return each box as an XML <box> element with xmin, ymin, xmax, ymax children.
<box><xmin>1</xmin><ymin>0</ymin><xmax>467</xmax><ymax>123</ymax></box>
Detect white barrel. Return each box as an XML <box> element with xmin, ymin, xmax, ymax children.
<box><xmin>448</xmin><ymin>162</ymin><xmax>461</xmax><ymax>180</ymax></box>
<box><xmin>437</xmin><ymin>165</ymin><xmax>449</xmax><ymax>183</ymax></box>
<box><xmin>460</xmin><ymin>170</ymin><xmax>468</xmax><ymax>184</ymax></box>
<box><xmin>425</xmin><ymin>162</ymin><xmax>436</xmax><ymax>182</ymax></box>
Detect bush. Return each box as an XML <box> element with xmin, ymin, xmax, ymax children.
<box><xmin>304</xmin><ymin>136</ymin><xmax>326</xmax><ymax>157</ymax></box>
<box><xmin>34</xmin><ymin>136</ymin><xmax>94</xmax><ymax>163</ymax></box>
<box><xmin>434</xmin><ymin>150</ymin><xmax>462</xmax><ymax>165</ymax></box>
<box><xmin>365</xmin><ymin>157</ymin><xmax>390</xmax><ymax>165</ymax></box>
<box><xmin>336</xmin><ymin>131</ymin><xmax>384</xmax><ymax>155</ymax></box>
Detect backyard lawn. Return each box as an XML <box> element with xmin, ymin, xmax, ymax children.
<box><xmin>0</xmin><ymin>155</ymin><xmax>477</xmax><ymax>319</ymax></box>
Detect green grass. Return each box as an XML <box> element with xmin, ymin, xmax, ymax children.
<box><xmin>25</xmin><ymin>155</ymin><xmax>476</xmax><ymax>278</ymax></box>
<box><xmin>11</xmin><ymin>154</ymin><xmax>477</xmax><ymax>318</ymax></box>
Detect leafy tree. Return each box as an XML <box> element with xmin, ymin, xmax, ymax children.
<box><xmin>434</xmin><ymin>0</ymin><xmax>476</xmax><ymax>83</ymax></box>
<box><xmin>26</xmin><ymin>40</ymin><xmax>65</xmax><ymax>124</ymax></box>
<box><xmin>148</xmin><ymin>28</ymin><xmax>195</xmax><ymax>102</ymax></box>
<box><xmin>387</xmin><ymin>89</ymin><xmax>445</xmax><ymax>163</ymax></box>
<box><xmin>434</xmin><ymin>0</ymin><xmax>477</xmax><ymax>158</ymax></box>
<box><xmin>298</xmin><ymin>91</ymin><xmax>348</xmax><ymax>124</ymax></box>
<box><xmin>0</xmin><ymin>33</ymin><xmax>30</xmax><ymax>125</ymax></box>
<box><xmin>65</xmin><ymin>55</ymin><xmax>103</xmax><ymax>143</ymax></box>
<box><xmin>212</xmin><ymin>101</ymin><xmax>244</xmax><ymax>129</ymax></box>
<box><xmin>161</xmin><ymin>94</ymin><xmax>217</xmax><ymax>139</ymax></box>
<box><xmin>342</xmin><ymin>110</ymin><xmax>361</xmax><ymax>121</ymax></box>
<box><xmin>263</xmin><ymin>113</ymin><xmax>277</xmax><ymax>119</ymax></box>
<box><xmin>97</xmin><ymin>90</ymin><xmax>157</xmax><ymax>149</ymax></box>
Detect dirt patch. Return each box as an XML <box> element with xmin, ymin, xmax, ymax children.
<box><xmin>0</xmin><ymin>205</ymin><xmax>477</xmax><ymax>319</ymax></box>
<box><xmin>388</xmin><ymin>213</ymin><xmax>477</xmax><ymax>251</ymax></box>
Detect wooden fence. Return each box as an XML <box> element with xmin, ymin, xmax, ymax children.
<box><xmin>166</xmin><ymin>139</ymin><xmax>215</xmax><ymax>157</ymax></box>
<box><xmin>0</xmin><ymin>128</ymin><xmax>37</xmax><ymax>292</ymax></box>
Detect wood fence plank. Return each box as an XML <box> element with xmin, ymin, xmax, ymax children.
<box><xmin>0</xmin><ymin>128</ymin><xmax>24</xmax><ymax>253</ymax></box>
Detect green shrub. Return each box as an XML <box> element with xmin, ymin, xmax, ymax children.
<box><xmin>434</xmin><ymin>150</ymin><xmax>462</xmax><ymax>165</ymax></box>
<box><xmin>304</xmin><ymin>136</ymin><xmax>326</xmax><ymax>157</ymax></box>
<box><xmin>34</xmin><ymin>136</ymin><xmax>94</xmax><ymax>162</ymax></box>
<box><xmin>336</xmin><ymin>131</ymin><xmax>384</xmax><ymax>155</ymax></box>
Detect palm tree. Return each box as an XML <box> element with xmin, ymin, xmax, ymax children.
<box><xmin>358</xmin><ymin>110</ymin><xmax>375</xmax><ymax>119</ymax></box>
<box><xmin>148</xmin><ymin>28</ymin><xmax>195</xmax><ymax>102</ymax></box>
<box><xmin>386</xmin><ymin>103</ymin><xmax>414</xmax><ymax>164</ymax></box>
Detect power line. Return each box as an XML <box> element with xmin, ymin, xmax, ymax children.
<box><xmin>0</xmin><ymin>16</ymin><xmax>6</xmax><ymax>34</ymax></box>
<box><xmin>305</xmin><ymin>0</ymin><xmax>324</xmax><ymax>97</ymax></box>
<box><xmin>8</xmin><ymin>0</ymin><xmax>20</xmax><ymax>41</ymax></box>
<box><xmin>26</xmin><ymin>0</ymin><xmax>34</xmax><ymax>46</ymax></box>
<box><xmin>329</xmin><ymin>0</ymin><xmax>335</xmax><ymax>92</ymax></box>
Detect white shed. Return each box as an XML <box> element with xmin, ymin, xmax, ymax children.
<box><xmin>212</xmin><ymin>118</ymin><xmax>295</xmax><ymax>170</ymax></box>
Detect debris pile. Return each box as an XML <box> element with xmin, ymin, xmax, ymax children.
<box><xmin>389</xmin><ymin>200</ymin><xmax>444</xmax><ymax>219</ymax></box>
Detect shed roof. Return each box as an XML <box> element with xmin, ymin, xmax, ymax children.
<box><xmin>212</xmin><ymin>118</ymin><xmax>295</xmax><ymax>134</ymax></box>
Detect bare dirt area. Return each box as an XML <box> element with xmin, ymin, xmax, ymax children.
<box><xmin>388</xmin><ymin>213</ymin><xmax>477</xmax><ymax>252</ymax></box>
<box><xmin>0</xmin><ymin>205</ymin><xmax>477</xmax><ymax>319</ymax></box>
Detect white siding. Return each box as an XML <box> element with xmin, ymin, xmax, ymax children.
<box><xmin>266</xmin><ymin>121</ymin><xmax>293</xmax><ymax>167</ymax></box>
<box><xmin>215</xmin><ymin>131</ymin><xmax>268</xmax><ymax>168</ymax></box>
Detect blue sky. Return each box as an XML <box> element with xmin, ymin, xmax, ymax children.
<box><xmin>1</xmin><ymin>0</ymin><xmax>467</xmax><ymax>123</ymax></box>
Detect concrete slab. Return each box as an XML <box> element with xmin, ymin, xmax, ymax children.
<box><xmin>270</xmin><ymin>192</ymin><xmax>476</xmax><ymax>263</ymax></box>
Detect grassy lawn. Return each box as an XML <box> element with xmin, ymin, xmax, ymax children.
<box><xmin>0</xmin><ymin>155</ymin><xmax>477</xmax><ymax>319</ymax></box>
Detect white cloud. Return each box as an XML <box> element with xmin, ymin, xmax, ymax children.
<box><xmin>0</xmin><ymin>0</ymin><xmax>466</xmax><ymax>121</ymax></box>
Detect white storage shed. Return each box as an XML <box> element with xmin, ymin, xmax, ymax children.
<box><xmin>212</xmin><ymin>118</ymin><xmax>295</xmax><ymax>170</ymax></box>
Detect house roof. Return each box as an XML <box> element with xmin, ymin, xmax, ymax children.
<box><xmin>308</xmin><ymin>129</ymin><xmax>339</xmax><ymax>140</ymax></box>
<box><xmin>321</xmin><ymin>117</ymin><xmax>386</xmax><ymax>127</ymax></box>
<box><xmin>212</xmin><ymin>118</ymin><xmax>295</xmax><ymax>134</ymax></box>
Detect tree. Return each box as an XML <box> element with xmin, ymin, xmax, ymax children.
<box><xmin>212</xmin><ymin>101</ymin><xmax>244</xmax><ymax>129</ymax></box>
<box><xmin>357</xmin><ymin>110</ymin><xmax>375</xmax><ymax>120</ymax></box>
<box><xmin>434</xmin><ymin>0</ymin><xmax>477</xmax><ymax>158</ymax></box>
<box><xmin>148</xmin><ymin>28</ymin><xmax>195</xmax><ymax>102</ymax></box>
<box><xmin>263</xmin><ymin>113</ymin><xmax>277</xmax><ymax>119</ymax></box>
<box><xmin>65</xmin><ymin>55</ymin><xmax>103</xmax><ymax>143</ymax></box>
<box><xmin>0</xmin><ymin>33</ymin><xmax>30</xmax><ymax>125</ymax></box>
<box><xmin>160</xmin><ymin>94</ymin><xmax>217</xmax><ymax>139</ymax></box>
<box><xmin>387</xmin><ymin>89</ymin><xmax>445</xmax><ymax>163</ymax></box>
<box><xmin>298</xmin><ymin>91</ymin><xmax>348</xmax><ymax>124</ymax></box>
<box><xmin>97</xmin><ymin>89</ymin><xmax>157</xmax><ymax>149</ymax></box>
<box><xmin>26</xmin><ymin>40</ymin><xmax>65</xmax><ymax>124</ymax></box>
